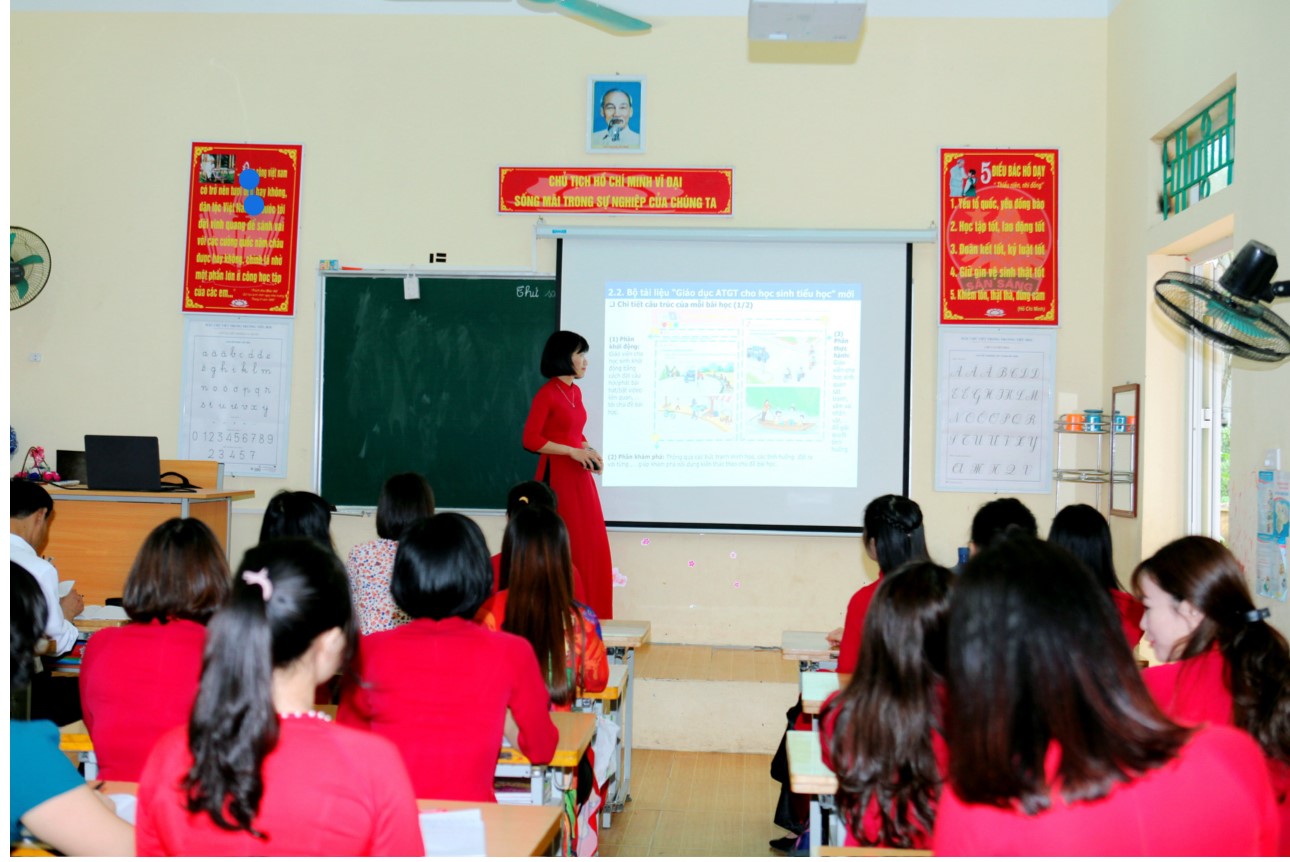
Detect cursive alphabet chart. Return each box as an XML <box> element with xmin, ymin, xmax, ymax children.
<box><xmin>180</xmin><ymin>314</ymin><xmax>293</xmax><ymax>477</ymax></box>
<box><xmin>935</xmin><ymin>327</ymin><xmax>1055</xmax><ymax>493</ymax></box>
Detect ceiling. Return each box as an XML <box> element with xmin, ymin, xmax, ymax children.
<box><xmin>10</xmin><ymin>0</ymin><xmax>1121</xmax><ymax>18</ymax></box>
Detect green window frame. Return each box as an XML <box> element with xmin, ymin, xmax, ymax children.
<box><xmin>1162</xmin><ymin>89</ymin><xmax>1235</xmax><ymax>219</ymax></box>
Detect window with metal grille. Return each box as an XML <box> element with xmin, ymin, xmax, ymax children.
<box><xmin>1162</xmin><ymin>88</ymin><xmax>1235</xmax><ymax>219</ymax></box>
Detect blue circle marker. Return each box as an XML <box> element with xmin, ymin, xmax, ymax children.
<box><xmin>239</xmin><ymin>168</ymin><xmax>260</xmax><ymax>190</ymax></box>
<box><xmin>243</xmin><ymin>194</ymin><xmax>265</xmax><ymax>216</ymax></box>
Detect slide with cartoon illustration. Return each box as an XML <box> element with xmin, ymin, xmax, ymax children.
<box><xmin>558</xmin><ymin>232</ymin><xmax>914</xmax><ymax>531</ymax></box>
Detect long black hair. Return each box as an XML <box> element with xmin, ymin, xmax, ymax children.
<box><xmin>948</xmin><ymin>537</ymin><xmax>1190</xmax><ymax>815</ymax></box>
<box><xmin>823</xmin><ymin>561</ymin><xmax>951</xmax><ymax>847</ymax></box>
<box><xmin>1048</xmin><ymin>503</ymin><xmax>1120</xmax><ymax>592</ymax></box>
<box><xmin>862</xmin><ymin>494</ymin><xmax>928</xmax><ymax>572</ymax></box>
<box><xmin>1131</xmin><ymin>536</ymin><xmax>1290</xmax><ymax>765</ymax></box>
<box><xmin>183</xmin><ymin>538</ymin><xmax>355</xmax><ymax>835</ymax></box>
<box><xmin>501</xmin><ymin>506</ymin><xmax>579</xmax><ymax>706</ymax></box>
<box><xmin>11</xmin><ymin>563</ymin><xmax>47</xmax><ymax>691</ymax></box>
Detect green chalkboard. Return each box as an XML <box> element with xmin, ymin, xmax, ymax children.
<box><xmin>319</xmin><ymin>274</ymin><xmax>558</xmax><ymax>509</ymax></box>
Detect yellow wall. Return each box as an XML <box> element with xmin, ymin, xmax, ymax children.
<box><xmin>31</xmin><ymin>7</ymin><xmax>1287</xmax><ymax>646</ymax></box>
<box><xmin>1104</xmin><ymin>0</ymin><xmax>1290</xmax><ymax>633</ymax></box>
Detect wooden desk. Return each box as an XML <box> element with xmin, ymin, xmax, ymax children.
<box><xmin>498</xmin><ymin>710</ymin><xmax>595</xmax><ymax>770</ymax></box>
<box><xmin>85</xmin><ymin>782</ymin><xmax>562</xmax><ymax>857</ymax></box>
<box><xmin>575</xmin><ymin>663</ymin><xmax>628</xmax><ymax>828</ymax></box>
<box><xmin>418</xmin><ymin>799</ymin><xmax>562</xmax><ymax>856</ymax></box>
<box><xmin>45</xmin><ymin>487</ymin><xmax>254</xmax><ymax>605</ymax></box>
<box><xmin>782</xmin><ymin>630</ymin><xmax>838</xmax><ymax>671</ymax></box>
<box><xmin>787</xmin><ymin>729</ymin><xmax>841</xmax><ymax>855</ymax></box>
<box><xmin>801</xmin><ymin>671</ymin><xmax>852</xmax><ymax>731</ymax></box>
<box><xmin>599</xmin><ymin>619</ymin><xmax>649</xmax><ymax>822</ymax></box>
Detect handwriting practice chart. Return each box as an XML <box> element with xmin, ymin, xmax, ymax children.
<box><xmin>935</xmin><ymin>327</ymin><xmax>1055</xmax><ymax>493</ymax></box>
<box><xmin>180</xmin><ymin>315</ymin><xmax>293</xmax><ymax>476</ymax></box>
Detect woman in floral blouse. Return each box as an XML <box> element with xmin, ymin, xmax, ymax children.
<box><xmin>346</xmin><ymin>472</ymin><xmax>435</xmax><ymax>635</ymax></box>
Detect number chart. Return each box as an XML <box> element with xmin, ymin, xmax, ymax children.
<box><xmin>180</xmin><ymin>314</ymin><xmax>293</xmax><ymax>476</ymax></box>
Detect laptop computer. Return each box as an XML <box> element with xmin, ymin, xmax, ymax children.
<box><xmin>84</xmin><ymin>435</ymin><xmax>189</xmax><ymax>492</ymax></box>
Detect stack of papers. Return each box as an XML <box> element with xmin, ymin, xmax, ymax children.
<box><xmin>419</xmin><ymin>809</ymin><xmax>485</xmax><ymax>857</ymax></box>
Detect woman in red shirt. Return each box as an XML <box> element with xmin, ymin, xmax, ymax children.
<box><xmin>1132</xmin><ymin>535</ymin><xmax>1290</xmax><ymax>852</ymax></box>
<box><xmin>521</xmin><ymin>330</ymin><xmax>613</xmax><ymax>620</ymax></box>
<box><xmin>826</xmin><ymin>494</ymin><xmax>929</xmax><ymax>672</ymax></box>
<box><xmin>79</xmin><ymin>518</ymin><xmax>231</xmax><ymax>781</ymax></box>
<box><xmin>1047</xmin><ymin>503</ymin><xmax>1144</xmax><ymax>649</ymax></box>
<box><xmin>135</xmin><ymin>538</ymin><xmax>423</xmax><ymax>856</ymax></box>
<box><xmin>486</xmin><ymin>505</ymin><xmax>608</xmax><ymax>709</ymax></box>
<box><xmin>338</xmin><ymin>513</ymin><xmax>558</xmax><ymax>801</ymax></box>
<box><xmin>484</xmin><ymin>479</ymin><xmax>589</xmax><ymax>603</ymax></box>
<box><xmin>819</xmin><ymin>560</ymin><xmax>951</xmax><ymax>849</ymax></box>
<box><xmin>934</xmin><ymin>536</ymin><xmax>1279</xmax><ymax>856</ymax></box>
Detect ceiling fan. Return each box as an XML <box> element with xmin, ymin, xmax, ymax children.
<box><xmin>385</xmin><ymin>0</ymin><xmax>651</xmax><ymax>34</ymax></box>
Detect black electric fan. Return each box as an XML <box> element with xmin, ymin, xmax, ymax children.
<box><xmin>11</xmin><ymin>227</ymin><xmax>51</xmax><ymax>311</ymax></box>
<box><xmin>1154</xmin><ymin>240</ymin><xmax>1290</xmax><ymax>362</ymax></box>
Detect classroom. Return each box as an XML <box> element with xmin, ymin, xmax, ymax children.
<box><xmin>9</xmin><ymin>0</ymin><xmax>1290</xmax><ymax>856</ymax></box>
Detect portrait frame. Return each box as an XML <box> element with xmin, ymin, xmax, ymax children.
<box><xmin>587</xmin><ymin>76</ymin><xmax>646</xmax><ymax>155</ymax></box>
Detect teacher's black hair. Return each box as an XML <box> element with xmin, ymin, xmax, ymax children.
<box><xmin>540</xmin><ymin>331</ymin><xmax>591</xmax><ymax>379</ymax></box>
<box><xmin>390</xmin><ymin>512</ymin><xmax>493</xmax><ymax>621</ymax></box>
<box><xmin>184</xmin><ymin>538</ymin><xmax>355</xmax><ymax>836</ymax></box>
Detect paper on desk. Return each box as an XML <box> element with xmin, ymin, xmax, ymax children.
<box><xmin>76</xmin><ymin>605</ymin><xmax>129</xmax><ymax>621</ymax></box>
<box><xmin>107</xmin><ymin>794</ymin><xmax>137</xmax><ymax>825</ymax></box>
<box><xmin>58</xmin><ymin>580</ymin><xmax>74</xmax><ymax>597</ymax></box>
<box><xmin>420</xmin><ymin>809</ymin><xmax>485</xmax><ymax>857</ymax></box>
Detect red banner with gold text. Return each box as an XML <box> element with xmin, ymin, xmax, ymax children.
<box><xmin>499</xmin><ymin>167</ymin><xmax>733</xmax><ymax>215</ymax></box>
<box><xmin>183</xmin><ymin>142</ymin><xmax>302</xmax><ymax>316</ymax></box>
<box><xmin>940</xmin><ymin>148</ymin><xmax>1058</xmax><ymax>325</ymax></box>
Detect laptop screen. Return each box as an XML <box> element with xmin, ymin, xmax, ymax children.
<box><xmin>84</xmin><ymin>435</ymin><xmax>163</xmax><ymax>492</ymax></box>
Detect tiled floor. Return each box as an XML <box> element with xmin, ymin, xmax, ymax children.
<box><xmin>597</xmin><ymin>748</ymin><xmax>791</xmax><ymax>857</ymax></box>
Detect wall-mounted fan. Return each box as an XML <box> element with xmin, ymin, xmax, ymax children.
<box><xmin>11</xmin><ymin>227</ymin><xmax>52</xmax><ymax>311</ymax></box>
<box><xmin>1154</xmin><ymin>240</ymin><xmax>1290</xmax><ymax>362</ymax></box>
<box><xmin>384</xmin><ymin>0</ymin><xmax>650</xmax><ymax>34</ymax></box>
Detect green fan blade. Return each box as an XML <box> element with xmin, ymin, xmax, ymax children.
<box><xmin>555</xmin><ymin>0</ymin><xmax>650</xmax><ymax>32</ymax></box>
<box><xmin>13</xmin><ymin>254</ymin><xmax>44</xmax><ymax>268</ymax></box>
<box><xmin>16</xmin><ymin>278</ymin><xmax>28</xmax><ymax>299</ymax></box>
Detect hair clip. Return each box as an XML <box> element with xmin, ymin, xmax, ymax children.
<box><xmin>1243</xmin><ymin>607</ymin><xmax>1270</xmax><ymax>623</ymax></box>
<box><xmin>518</xmin><ymin>495</ymin><xmax>529</xmax><ymax>504</ymax></box>
<box><xmin>242</xmin><ymin>568</ymin><xmax>273</xmax><ymax>601</ymax></box>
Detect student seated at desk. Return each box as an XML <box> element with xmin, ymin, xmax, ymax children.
<box><xmin>488</xmin><ymin>480</ymin><xmax>590</xmax><ymax>605</ymax></box>
<box><xmin>933</xmin><ymin>536</ymin><xmax>1279</xmax><ymax>856</ymax></box>
<box><xmin>338</xmin><ymin>513</ymin><xmax>558</xmax><ymax>802</ymax></box>
<box><xmin>80</xmin><ymin>518</ymin><xmax>231</xmax><ymax>781</ymax></box>
<box><xmin>136</xmin><ymin>538</ymin><xmax>422</xmax><ymax>856</ymax></box>
<box><xmin>259</xmin><ymin>489</ymin><xmax>336</xmax><ymax>550</ymax></box>
<box><xmin>820</xmin><ymin>561</ymin><xmax>950</xmax><ymax>850</ymax></box>
<box><xmin>1132</xmin><ymin>536</ymin><xmax>1290</xmax><ymax>853</ymax></box>
<box><xmin>827</xmin><ymin>494</ymin><xmax>929</xmax><ymax>673</ymax></box>
<box><xmin>10</xmin><ymin>567</ymin><xmax>135</xmax><ymax>856</ymax></box>
<box><xmin>480</xmin><ymin>505</ymin><xmax>607</xmax><ymax>710</ymax></box>
<box><xmin>346</xmin><ymin>472</ymin><xmax>435</xmax><ymax>635</ymax></box>
<box><xmin>1048</xmin><ymin>503</ymin><xmax>1144</xmax><ymax>649</ymax></box>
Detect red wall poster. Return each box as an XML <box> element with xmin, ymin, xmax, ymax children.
<box><xmin>499</xmin><ymin>167</ymin><xmax>732</xmax><ymax>215</ymax></box>
<box><xmin>940</xmin><ymin>148</ymin><xmax>1058</xmax><ymax>325</ymax></box>
<box><xmin>183</xmin><ymin>143</ymin><xmax>302</xmax><ymax>316</ymax></box>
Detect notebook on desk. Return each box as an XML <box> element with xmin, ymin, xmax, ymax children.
<box><xmin>84</xmin><ymin>435</ymin><xmax>193</xmax><ymax>492</ymax></box>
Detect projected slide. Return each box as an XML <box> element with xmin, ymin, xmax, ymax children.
<box><xmin>601</xmin><ymin>282</ymin><xmax>861</xmax><ymax>487</ymax></box>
